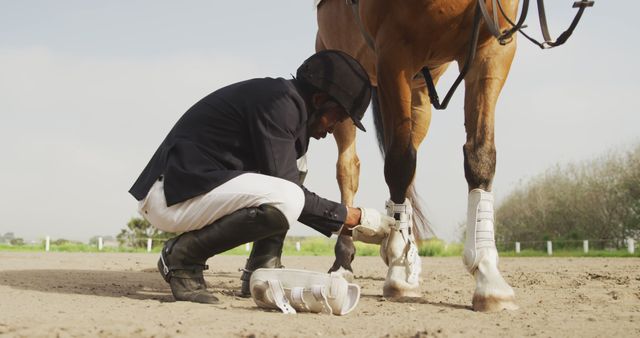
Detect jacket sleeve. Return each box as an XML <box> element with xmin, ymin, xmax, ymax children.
<box><xmin>249</xmin><ymin>94</ymin><xmax>346</xmax><ymax>237</ymax></box>
<box><xmin>298</xmin><ymin>186</ymin><xmax>347</xmax><ymax>237</ymax></box>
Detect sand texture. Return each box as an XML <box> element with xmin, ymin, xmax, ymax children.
<box><xmin>0</xmin><ymin>252</ymin><xmax>639</xmax><ymax>337</ymax></box>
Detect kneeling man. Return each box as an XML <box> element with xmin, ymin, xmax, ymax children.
<box><xmin>129</xmin><ymin>50</ymin><xmax>393</xmax><ymax>303</ymax></box>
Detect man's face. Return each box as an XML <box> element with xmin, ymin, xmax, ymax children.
<box><xmin>308</xmin><ymin>100</ymin><xmax>350</xmax><ymax>140</ymax></box>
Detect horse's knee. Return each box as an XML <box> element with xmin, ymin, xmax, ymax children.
<box><xmin>463</xmin><ymin>141</ymin><xmax>496</xmax><ymax>190</ymax></box>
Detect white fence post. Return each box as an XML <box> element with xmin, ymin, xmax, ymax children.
<box><xmin>98</xmin><ymin>237</ymin><xmax>103</xmax><ymax>251</ymax></box>
<box><xmin>628</xmin><ymin>238</ymin><xmax>635</xmax><ymax>254</ymax></box>
<box><xmin>45</xmin><ymin>236</ymin><xmax>50</xmax><ymax>252</ymax></box>
<box><xmin>583</xmin><ymin>240</ymin><xmax>589</xmax><ymax>254</ymax></box>
<box><xmin>245</xmin><ymin>243</ymin><xmax>251</xmax><ymax>252</ymax></box>
<box><xmin>147</xmin><ymin>238</ymin><xmax>152</xmax><ymax>252</ymax></box>
<box><xmin>295</xmin><ymin>241</ymin><xmax>301</xmax><ymax>252</ymax></box>
<box><xmin>547</xmin><ymin>241</ymin><xmax>553</xmax><ymax>256</ymax></box>
<box><xmin>515</xmin><ymin>242</ymin><xmax>520</xmax><ymax>254</ymax></box>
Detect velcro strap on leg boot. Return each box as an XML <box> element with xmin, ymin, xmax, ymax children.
<box><xmin>267</xmin><ymin>280</ymin><xmax>296</xmax><ymax>314</ymax></box>
<box><xmin>250</xmin><ymin>268</ymin><xmax>360</xmax><ymax>316</ymax></box>
<box><xmin>463</xmin><ymin>189</ymin><xmax>498</xmax><ymax>273</ymax></box>
<box><xmin>385</xmin><ymin>199</ymin><xmax>413</xmax><ymax>232</ymax></box>
<box><xmin>290</xmin><ymin>287</ymin><xmax>310</xmax><ymax>311</ymax></box>
<box><xmin>311</xmin><ymin>284</ymin><xmax>333</xmax><ymax>314</ymax></box>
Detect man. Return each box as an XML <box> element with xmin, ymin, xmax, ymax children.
<box><xmin>129</xmin><ymin>50</ymin><xmax>393</xmax><ymax>304</ymax></box>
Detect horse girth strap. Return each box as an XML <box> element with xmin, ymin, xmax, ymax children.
<box><xmin>347</xmin><ymin>0</ymin><xmax>375</xmax><ymax>51</ymax></box>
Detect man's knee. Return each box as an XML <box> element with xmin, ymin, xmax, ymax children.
<box><xmin>268</xmin><ymin>180</ymin><xmax>304</xmax><ymax>226</ymax></box>
<box><xmin>259</xmin><ymin>204</ymin><xmax>290</xmax><ymax>232</ymax></box>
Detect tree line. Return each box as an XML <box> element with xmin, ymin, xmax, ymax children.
<box><xmin>495</xmin><ymin>144</ymin><xmax>640</xmax><ymax>249</ymax></box>
<box><xmin>117</xmin><ymin>217</ymin><xmax>175</xmax><ymax>248</ymax></box>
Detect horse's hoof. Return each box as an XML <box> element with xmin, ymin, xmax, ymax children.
<box><xmin>472</xmin><ymin>293</ymin><xmax>519</xmax><ymax>312</ymax></box>
<box><xmin>383</xmin><ymin>280</ymin><xmax>421</xmax><ymax>299</ymax></box>
<box><xmin>332</xmin><ymin>266</ymin><xmax>354</xmax><ymax>282</ymax></box>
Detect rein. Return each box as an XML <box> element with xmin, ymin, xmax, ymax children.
<box><xmin>480</xmin><ymin>0</ymin><xmax>595</xmax><ymax>49</ymax></box>
<box><xmin>346</xmin><ymin>0</ymin><xmax>594</xmax><ymax>110</ymax></box>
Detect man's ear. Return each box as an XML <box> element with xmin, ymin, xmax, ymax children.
<box><xmin>311</xmin><ymin>92</ymin><xmax>330</xmax><ymax>109</ymax></box>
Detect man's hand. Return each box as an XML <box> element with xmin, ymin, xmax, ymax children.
<box><xmin>351</xmin><ymin>208</ymin><xmax>395</xmax><ymax>244</ymax></box>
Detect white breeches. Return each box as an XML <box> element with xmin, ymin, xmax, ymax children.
<box><xmin>138</xmin><ymin>173</ymin><xmax>305</xmax><ymax>233</ymax></box>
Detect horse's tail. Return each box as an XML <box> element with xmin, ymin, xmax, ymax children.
<box><xmin>407</xmin><ymin>184</ymin><xmax>433</xmax><ymax>240</ymax></box>
<box><xmin>371</xmin><ymin>87</ymin><xmax>434</xmax><ymax>240</ymax></box>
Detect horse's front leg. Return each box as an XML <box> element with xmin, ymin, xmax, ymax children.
<box><xmin>461</xmin><ymin>38</ymin><xmax>518</xmax><ymax>311</ymax></box>
<box><xmin>328</xmin><ymin>119</ymin><xmax>359</xmax><ymax>281</ymax></box>
<box><xmin>376</xmin><ymin>47</ymin><xmax>424</xmax><ymax>298</ymax></box>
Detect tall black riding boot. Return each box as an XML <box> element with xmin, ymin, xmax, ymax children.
<box><xmin>237</xmin><ymin>168</ymin><xmax>306</xmax><ymax>297</ymax></box>
<box><xmin>158</xmin><ymin>204</ymin><xmax>289</xmax><ymax>304</ymax></box>
<box><xmin>239</xmin><ymin>232</ymin><xmax>286</xmax><ymax>297</ymax></box>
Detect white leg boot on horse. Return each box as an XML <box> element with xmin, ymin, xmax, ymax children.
<box><xmin>381</xmin><ymin>198</ymin><xmax>421</xmax><ymax>298</ymax></box>
<box><xmin>463</xmin><ymin>189</ymin><xmax>518</xmax><ymax>311</ymax></box>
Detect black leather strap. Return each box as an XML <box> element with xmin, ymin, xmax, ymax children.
<box><xmin>348</xmin><ymin>0</ymin><xmax>593</xmax><ymax>111</ymax></box>
<box><xmin>347</xmin><ymin>0</ymin><xmax>376</xmax><ymax>51</ymax></box>
<box><xmin>421</xmin><ymin>4</ymin><xmax>483</xmax><ymax>110</ymax></box>
<box><xmin>493</xmin><ymin>0</ymin><xmax>594</xmax><ymax>49</ymax></box>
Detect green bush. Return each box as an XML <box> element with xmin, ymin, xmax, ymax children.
<box><xmin>354</xmin><ymin>242</ymin><xmax>379</xmax><ymax>256</ymax></box>
<box><xmin>417</xmin><ymin>239</ymin><xmax>463</xmax><ymax>257</ymax></box>
<box><xmin>495</xmin><ymin>144</ymin><xmax>640</xmax><ymax>249</ymax></box>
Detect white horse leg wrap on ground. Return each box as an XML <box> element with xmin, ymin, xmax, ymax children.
<box><xmin>249</xmin><ymin>268</ymin><xmax>360</xmax><ymax>315</ymax></box>
<box><xmin>463</xmin><ymin>189</ymin><xmax>517</xmax><ymax>311</ymax></box>
<box><xmin>380</xmin><ymin>199</ymin><xmax>421</xmax><ymax>297</ymax></box>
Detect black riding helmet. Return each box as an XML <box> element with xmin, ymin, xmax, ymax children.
<box><xmin>296</xmin><ymin>50</ymin><xmax>372</xmax><ymax>132</ymax></box>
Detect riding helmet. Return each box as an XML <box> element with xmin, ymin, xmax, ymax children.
<box><xmin>296</xmin><ymin>50</ymin><xmax>371</xmax><ymax>132</ymax></box>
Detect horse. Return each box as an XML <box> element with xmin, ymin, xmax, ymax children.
<box><xmin>317</xmin><ymin>0</ymin><xmax>593</xmax><ymax>311</ymax></box>
<box><xmin>315</xmin><ymin>0</ymin><xmax>538</xmax><ymax>312</ymax></box>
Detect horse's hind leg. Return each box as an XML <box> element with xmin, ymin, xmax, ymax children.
<box><xmin>460</xmin><ymin>39</ymin><xmax>518</xmax><ymax>312</ymax></box>
<box><xmin>327</xmin><ymin>119</ymin><xmax>359</xmax><ymax>281</ymax></box>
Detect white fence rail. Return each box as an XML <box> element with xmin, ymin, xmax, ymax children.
<box><xmin>503</xmin><ymin>238</ymin><xmax>636</xmax><ymax>255</ymax></box>
<box><xmin>10</xmin><ymin>236</ymin><xmax>639</xmax><ymax>255</ymax></box>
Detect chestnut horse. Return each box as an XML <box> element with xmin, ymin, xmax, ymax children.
<box><xmin>316</xmin><ymin>0</ymin><xmax>521</xmax><ymax>311</ymax></box>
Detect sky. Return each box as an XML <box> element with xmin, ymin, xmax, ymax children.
<box><xmin>1</xmin><ymin>1</ymin><xmax>638</xmax><ymax>243</ymax></box>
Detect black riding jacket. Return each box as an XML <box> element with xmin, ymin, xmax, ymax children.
<box><xmin>129</xmin><ymin>77</ymin><xmax>346</xmax><ymax>236</ymax></box>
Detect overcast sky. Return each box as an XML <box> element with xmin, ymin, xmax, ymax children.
<box><xmin>1</xmin><ymin>1</ymin><xmax>637</xmax><ymax>243</ymax></box>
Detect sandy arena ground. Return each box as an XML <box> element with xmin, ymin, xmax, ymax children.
<box><xmin>0</xmin><ymin>252</ymin><xmax>638</xmax><ymax>338</ymax></box>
